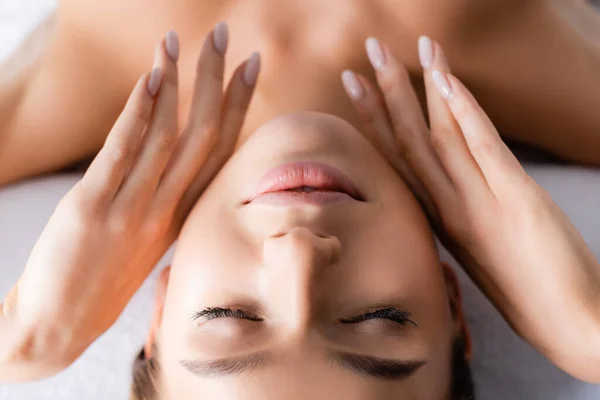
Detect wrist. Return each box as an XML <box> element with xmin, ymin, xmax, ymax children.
<box><xmin>0</xmin><ymin>303</ymin><xmax>74</xmax><ymax>382</ymax></box>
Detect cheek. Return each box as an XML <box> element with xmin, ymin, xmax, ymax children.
<box><xmin>160</xmin><ymin>196</ymin><xmax>258</xmax><ymax>337</ymax></box>
<box><xmin>345</xmin><ymin>209</ymin><xmax>455</xmax><ymax>341</ymax></box>
<box><xmin>342</xmin><ymin>228</ymin><xmax>456</xmax><ymax>399</ymax></box>
<box><xmin>168</xmin><ymin>220</ymin><xmax>257</xmax><ymax>307</ymax></box>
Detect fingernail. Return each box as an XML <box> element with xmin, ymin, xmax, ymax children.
<box><xmin>432</xmin><ymin>70</ymin><xmax>453</xmax><ymax>99</ymax></box>
<box><xmin>147</xmin><ymin>67</ymin><xmax>163</xmax><ymax>96</ymax></box>
<box><xmin>243</xmin><ymin>52</ymin><xmax>261</xmax><ymax>87</ymax></box>
<box><xmin>213</xmin><ymin>22</ymin><xmax>229</xmax><ymax>55</ymax></box>
<box><xmin>341</xmin><ymin>70</ymin><xmax>364</xmax><ymax>100</ymax></box>
<box><xmin>165</xmin><ymin>30</ymin><xmax>180</xmax><ymax>62</ymax></box>
<box><xmin>419</xmin><ymin>36</ymin><xmax>434</xmax><ymax>69</ymax></box>
<box><xmin>366</xmin><ymin>37</ymin><xmax>386</xmax><ymax>70</ymax></box>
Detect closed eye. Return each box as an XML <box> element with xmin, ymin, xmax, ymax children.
<box><xmin>191</xmin><ymin>307</ymin><xmax>263</xmax><ymax>322</ymax></box>
<box><xmin>339</xmin><ymin>307</ymin><xmax>418</xmax><ymax>327</ymax></box>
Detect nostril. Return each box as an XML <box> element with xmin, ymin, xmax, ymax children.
<box><xmin>269</xmin><ymin>230</ymin><xmax>331</xmax><ymax>239</ymax></box>
<box><xmin>271</xmin><ymin>232</ymin><xmax>286</xmax><ymax>238</ymax></box>
<box><xmin>264</xmin><ymin>229</ymin><xmax>342</xmax><ymax>268</ymax></box>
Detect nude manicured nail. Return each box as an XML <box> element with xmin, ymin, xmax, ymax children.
<box><xmin>213</xmin><ymin>22</ymin><xmax>229</xmax><ymax>55</ymax></box>
<box><xmin>147</xmin><ymin>67</ymin><xmax>163</xmax><ymax>96</ymax></box>
<box><xmin>432</xmin><ymin>70</ymin><xmax>453</xmax><ymax>99</ymax></box>
<box><xmin>419</xmin><ymin>36</ymin><xmax>434</xmax><ymax>69</ymax></box>
<box><xmin>366</xmin><ymin>37</ymin><xmax>386</xmax><ymax>70</ymax></box>
<box><xmin>243</xmin><ymin>52</ymin><xmax>261</xmax><ymax>87</ymax></box>
<box><xmin>341</xmin><ymin>70</ymin><xmax>364</xmax><ymax>100</ymax></box>
<box><xmin>165</xmin><ymin>30</ymin><xmax>180</xmax><ymax>62</ymax></box>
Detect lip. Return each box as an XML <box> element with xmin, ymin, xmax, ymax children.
<box><xmin>246</xmin><ymin>162</ymin><xmax>365</xmax><ymax>205</ymax></box>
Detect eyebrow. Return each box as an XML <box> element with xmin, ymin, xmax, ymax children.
<box><xmin>180</xmin><ymin>351</ymin><xmax>426</xmax><ymax>380</ymax></box>
<box><xmin>330</xmin><ymin>352</ymin><xmax>427</xmax><ymax>380</ymax></box>
<box><xmin>180</xmin><ymin>353</ymin><xmax>267</xmax><ymax>377</ymax></box>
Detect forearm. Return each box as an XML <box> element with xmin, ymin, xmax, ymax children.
<box><xmin>508</xmin><ymin>269</ymin><xmax>600</xmax><ymax>384</ymax></box>
<box><xmin>474</xmin><ymin>213</ymin><xmax>600</xmax><ymax>383</ymax></box>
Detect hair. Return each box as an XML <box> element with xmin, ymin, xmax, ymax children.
<box><xmin>131</xmin><ymin>346</ymin><xmax>160</xmax><ymax>400</ymax></box>
<box><xmin>130</xmin><ymin>337</ymin><xmax>475</xmax><ymax>399</ymax></box>
<box><xmin>450</xmin><ymin>336</ymin><xmax>476</xmax><ymax>400</ymax></box>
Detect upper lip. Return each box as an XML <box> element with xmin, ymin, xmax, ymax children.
<box><xmin>246</xmin><ymin>162</ymin><xmax>365</xmax><ymax>203</ymax></box>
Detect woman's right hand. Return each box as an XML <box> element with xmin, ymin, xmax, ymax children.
<box><xmin>342</xmin><ymin>36</ymin><xmax>600</xmax><ymax>383</ymax></box>
<box><xmin>0</xmin><ymin>23</ymin><xmax>260</xmax><ymax>382</ymax></box>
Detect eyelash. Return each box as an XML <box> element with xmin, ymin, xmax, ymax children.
<box><xmin>191</xmin><ymin>307</ymin><xmax>263</xmax><ymax>322</ymax></box>
<box><xmin>340</xmin><ymin>307</ymin><xmax>418</xmax><ymax>327</ymax></box>
<box><xmin>192</xmin><ymin>306</ymin><xmax>417</xmax><ymax>327</ymax></box>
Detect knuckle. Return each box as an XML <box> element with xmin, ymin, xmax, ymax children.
<box><xmin>142</xmin><ymin>214</ymin><xmax>169</xmax><ymax>238</ymax></box>
<box><xmin>131</xmin><ymin>103</ymin><xmax>151</xmax><ymax>124</ymax></box>
<box><xmin>154</xmin><ymin>130</ymin><xmax>178</xmax><ymax>152</ymax></box>
<box><xmin>357</xmin><ymin>104</ymin><xmax>377</xmax><ymax>127</ymax></box>
<box><xmin>108</xmin><ymin>214</ymin><xmax>131</xmax><ymax>235</ymax></box>
<box><xmin>143</xmin><ymin>221</ymin><xmax>161</xmax><ymax>239</ymax></box>
<box><xmin>450</xmin><ymin>97</ymin><xmax>473</xmax><ymax>122</ymax></box>
<box><xmin>395</xmin><ymin>138</ymin><xmax>412</xmax><ymax>160</ymax></box>
<box><xmin>429</xmin><ymin>128</ymin><xmax>458</xmax><ymax>165</ymax></box>
<box><xmin>377</xmin><ymin>73</ymin><xmax>396</xmax><ymax>95</ymax></box>
<box><xmin>108</xmin><ymin>144</ymin><xmax>134</xmax><ymax>165</ymax></box>
<box><xmin>68</xmin><ymin>182</ymin><xmax>101</xmax><ymax>213</ymax></box>
<box><xmin>200</xmin><ymin>121</ymin><xmax>219</xmax><ymax>136</ymax></box>
<box><xmin>198</xmin><ymin>123</ymin><xmax>220</xmax><ymax>146</ymax></box>
<box><xmin>395</xmin><ymin>129</ymin><xmax>420</xmax><ymax>160</ymax></box>
<box><xmin>429</xmin><ymin>129</ymin><xmax>448</xmax><ymax>155</ymax></box>
<box><xmin>379</xmin><ymin>64</ymin><xmax>410</xmax><ymax>94</ymax></box>
<box><xmin>471</xmin><ymin>138</ymin><xmax>495</xmax><ymax>159</ymax></box>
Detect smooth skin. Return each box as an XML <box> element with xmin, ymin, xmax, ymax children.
<box><xmin>1</xmin><ymin>0</ymin><xmax>600</xmax><ymax>188</ymax></box>
<box><xmin>344</xmin><ymin>37</ymin><xmax>600</xmax><ymax>383</ymax></box>
<box><xmin>0</xmin><ymin>27</ymin><xmax>259</xmax><ymax>381</ymax></box>
<box><xmin>0</xmin><ymin>27</ymin><xmax>599</xmax><ymax>398</ymax></box>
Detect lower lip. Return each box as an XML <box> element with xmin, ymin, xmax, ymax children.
<box><xmin>250</xmin><ymin>190</ymin><xmax>356</xmax><ymax>205</ymax></box>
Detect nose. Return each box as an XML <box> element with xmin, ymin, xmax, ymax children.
<box><xmin>262</xmin><ymin>227</ymin><xmax>342</xmax><ymax>331</ymax></box>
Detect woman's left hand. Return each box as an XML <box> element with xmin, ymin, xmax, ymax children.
<box><xmin>1</xmin><ymin>25</ymin><xmax>260</xmax><ymax>381</ymax></box>
<box><xmin>342</xmin><ymin>36</ymin><xmax>600</xmax><ymax>383</ymax></box>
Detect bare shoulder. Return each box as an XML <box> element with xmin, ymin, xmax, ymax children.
<box><xmin>0</xmin><ymin>8</ymin><xmax>136</xmax><ymax>186</ymax></box>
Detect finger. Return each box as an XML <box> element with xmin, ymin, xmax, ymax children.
<box><xmin>341</xmin><ymin>70</ymin><xmax>397</xmax><ymax>156</ymax></box>
<box><xmin>156</xmin><ymin>24</ymin><xmax>232</xmax><ymax>205</ymax></box>
<box><xmin>186</xmin><ymin>22</ymin><xmax>229</xmax><ymax>135</ymax></box>
<box><xmin>218</xmin><ymin>53</ymin><xmax>260</xmax><ymax>153</ymax></box>
<box><xmin>174</xmin><ymin>53</ymin><xmax>261</xmax><ymax>221</ymax></box>
<box><xmin>81</xmin><ymin>71</ymin><xmax>159</xmax><ymax>205</ymax></box>
<box><xmin>155</xmin><ymin>22</ymin><xmax>229</xmax><ymax>203</ymax></box>
<box><xmin>440</xmin><ymin>72</ymin><xmax>526</xmax><ymax>193</ymax></box>
<box><xmin>420</xmin><ymin>37</ymin><xmax>491</xmax><ymax>198</ymax></box>
<box><xmin>117</xmin><ymin>31</ymin><xmax>180</xmax><ymax>207</ymax></box>
<box><xmin>341</xmin><ymin>69</ymin><xmax>436</xmax><ymax>215</ymax></box>
<box><xmin>365</xmin><ymin>37</ymin><xmax>453</xmax><ymax>203</ymax></box>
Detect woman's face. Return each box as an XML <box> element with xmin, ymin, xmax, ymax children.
<box><xmin>157</xmin><ymin>112</ymin><xmax>460</xmax><ymax>399</ymax></box>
